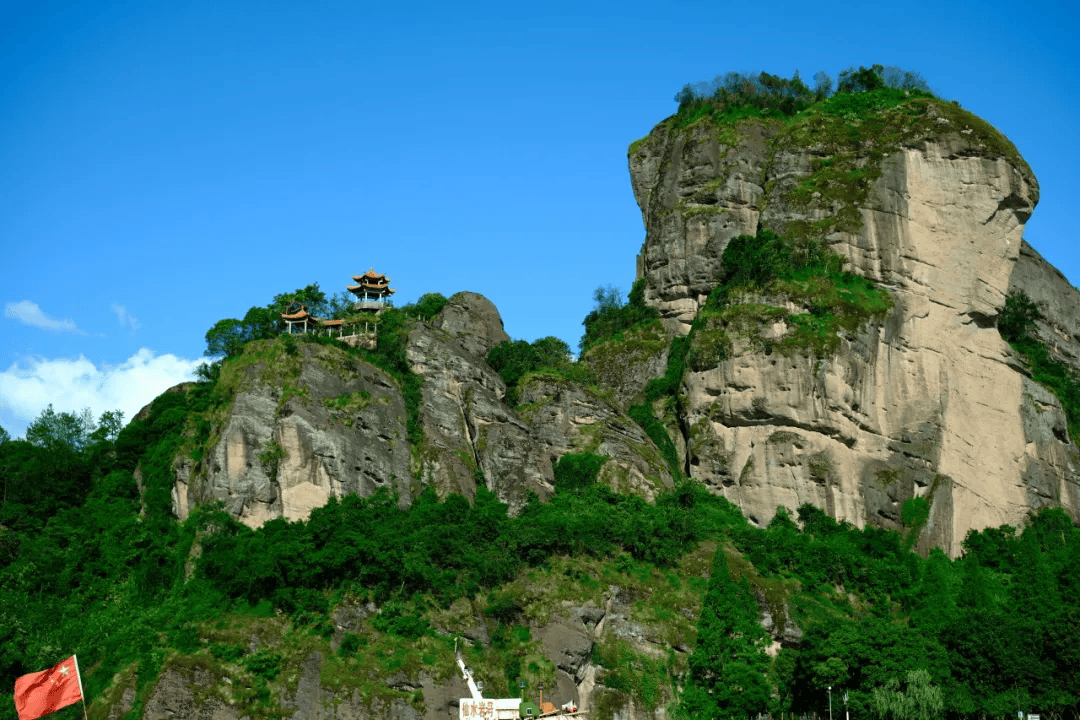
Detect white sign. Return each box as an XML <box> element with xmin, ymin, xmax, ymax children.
<box><xmin>460</xmin><ymin>698</ymin><xmax>521</xmax><ymax>720</ymax></box>
<box><xmin>1029</xmin><ymin>715</ymin><xmax>1040</xmax><ymax>720</ymax></box>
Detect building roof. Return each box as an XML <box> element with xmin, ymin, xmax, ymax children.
<box><xmin>352</xmin><ymin>267</ymin><xmax>389</xmax><ymax>282</ymax></box>
<box><xmin>347</xmin><ymin>267</ymin><xmax>396</xmax><ymax>297</ymax></box>
<box><xmin>347</xmin><ymin>284</ymin><xmax>396</xmax><ymax>295</ymax></box>
<box><xmin>281</xmin><ymin>302</ymin><xmax>323</xmax><ymax>321</ymax></box>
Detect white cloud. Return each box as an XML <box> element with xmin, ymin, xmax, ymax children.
<box><xmin>4</xmin><ymin>300</ymin><xmax>83</xmax><ymax>333</ymax></box>
<box><xmin>111</xmin><ymin>303</ymin><xmax>141</xmax><ymax>332</ymax></box>
<box><xmin>0</xmin><ymin>349</ymin><xmax>206</xmax><ymax>431</ymax></box>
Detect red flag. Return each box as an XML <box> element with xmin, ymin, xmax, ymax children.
<box><xmin>13</xmin><ymin>655</ymin><xmax>83</xmax><ymax>720</ymax></box>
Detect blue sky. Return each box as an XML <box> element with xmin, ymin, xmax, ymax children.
<box><xmin>1</xmin><ymin>0</ymin><xmax>1077</xmax><ymax>438</ymax></box>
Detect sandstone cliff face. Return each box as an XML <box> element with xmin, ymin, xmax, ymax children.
<box><xmin>177</xmin><ymin>292</ymin><xmax>673</xmax><ymax>525</ymax></box>
<box><xmin>406</xmin><ymin>297</ymin><xmax>555</xmax><ymax>511</ymax></box>
<box><xmin>1010</xmin><ymin>239</ymin><xmax>1080</xmax><ymax>370</ymax></box>
<box><xmin>173</xmin><ymin>342</ymin><xmax>415</xmax><ymax>528</ymax></box>
<box><xmin>628</xmin><ymin>104</ymin><xmax>1080</xmax><ymax>554</ymax></box>
<box><xmin>516</xmin><ymin>373</ymin><xmax>674</xmax><ymax>499</ymax></box>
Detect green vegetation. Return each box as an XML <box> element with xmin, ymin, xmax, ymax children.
<box><xmin>200</xmin><ymin>289</ymin><xmax>456</xmax><ymax>451</ymax></box>
<box><xmin>203</xmin><ymin>283</ymin><xmax>355</xmax><ymax>361</ymax></box>
<box><xmin>687</xmin><ymin>230</ymin><xmax>892</xmax><ymax>369</ymax></box>
<box><xmin>2</xmin><ymin>393</ymin><xmax>1079</xmax><ymax>719</ymax></box>
<box><xmin>681</xmin><ymin>547</ymin><xmax>771</xmax><ymax>719</ymax></box>
<box><xmin>617</xmin><ymin>229</ymin><xmax>890</xmax><ymax>479</ymax></box>
<box><xmin>486</xmin><ymin>336</ymin><xmax>595</xmax><ymax>405</ymax></box>
<box><xmin>666</xmin><ymin>65</ymin><xmax>934</xmax><ymax>131</ymax></box>
<box><xmin>552</xmin><ymin>452</ymin><xmax>610</xmax><ymax>491</ymax></box>
<box><xmin>632</xmin><ymin>65</ymin><xmax>1031</xmax><ymax>249</ymax></box>
<box><xmin>2</xmin><ymin>64</ymin><xmax>1077</xmax><ymax>720</ymax></box>
<box><xmin>579</xmin><ymin>279</ymin><xmax>660</xmax><ymax>353</ymax></box>
<box><xmin>999</xmin><ymin>290</ymin><xmax>1080</xmax><ymax>443</ymax></box>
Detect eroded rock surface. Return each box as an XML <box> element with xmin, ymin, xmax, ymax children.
<box><xmin>1010</xmin><ymin>239</ymin><xmax>1080</xmax><ymax>370</ymax></box>
<box><xmin>407</xmin><ymin>320</ymin><xmax>555</xmax><ymax>512</ymax></box>
<box><xmin>629</xmin><ymin>109</ymin><xmax>1079</xmax><ymax>554</ymax></box>
<box><xmin>174</xmin><ymin>343</ymin><xmax>414</xmax><ymax>528</ymax></box>
<box><xmin>517</xmin><ymin>373</ymin><xmax>673</xmax><ymax>499</ymax></box>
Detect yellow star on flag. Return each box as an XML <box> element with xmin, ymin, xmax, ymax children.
<box><xmin>59</xmin><ymin>665</ymin><xmax>70</xmax><ymax>676</ymax></box>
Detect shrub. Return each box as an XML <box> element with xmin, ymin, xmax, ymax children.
<box><xmin>580</xmin><ymin>279</ymin><xmax>659</xmax><ymax>352</ymax></box>
<box><xmin>486</xmin><ymin>336</ymin><xmax>578</xmax><ymax>404</ymax></box>
<box><xmin>553</xmin><ymin>453</ymin><xmax>610</xmax><ymax>491</ymax></box>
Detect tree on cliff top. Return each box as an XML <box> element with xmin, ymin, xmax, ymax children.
<box><xmin>674</xmin><ymin>64</ymin><xmax>935</xmax><ymax>116</ymax></box>
<box><xmin>204</xmin><ymin>283</ymin><xmax>333</xmax><ymax>358</ymax></box>
<box><xmin>579</xmin><ymin>279</ymin><xmax>658</xmax><ymax>352</ymax></box>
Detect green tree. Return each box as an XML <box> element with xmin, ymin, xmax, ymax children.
<box><xmin>204</xmin><ymin>317</ymin><xmax>248</xmax><ymax>358</ymax></box>
<box><xmin>836</xmin><ymin>64</ymin><xmax>886</xmax><ymax>94</ymax></box>
<box><xmin>870</xmin><ymin>669</ymin><xmax>943</xmax><ymax>720</ymax></box>
<box><xmin>407</xmin><ymin>292</ymin><xmax>449</xmax><ymax>320</ymax></box>
<box><xmin>486</xmin><ymin>336</ymin><xmax>577</xmax><ymax>403</ymax></box>
<box><xmin>998</xmin><ymin>291</ymin><xmax>1041</xmax><ymax>342</ymax></box>
<box><xmin>89</xmin><ymin>410</ymin><xmax>125</xmax><ymax>445</ymax></box>
<box><xmin>531</xmin><ymin>336</ymin><xmax>572</xmax><ymax>367</ymax></box>
<box><xmin>552</xmin><ymin>453</ymin><xmax>609</xmax><ymax>492</ymax></box>
<box><xmin>25</xmin><ymin>405</ymin><xmax>96</xmax><ymax>449</ymax></box>
<box><xmin>0</xmin><ymin>426</ymin><xmax>9</xmax><ymax>445</ymax></box>
<box><xmin>682</xmin><ymin>549</ymin><xmax>771</xmax><ymax>719</ymax></box>
<box><xmin>813</xmin><ymin>71</ymin><xmax>833</xmax><ymax>100</ymax></box>
<box><xmin>719</xmin><ymin>230</ymin><xmax>790</xmax><ymax>289</ymax></box>
<box><xmin>911</xmin><ymin>548</ymin><xmax>956</xmax><ymax>632</ymax></box>
<box><xmin>325</xmin><ymin>291</ymin><xmax>355</xmax><ymax>320</ymax></box>
<box><xmin>271</xmin><ymin>283</ymin><xmax>329</xmax><ymax>318</ymax></box>
<box><xmin>204</xmin><ymin>306</ymin><xmax>279</xmax><ymax>358</ymax></box>
<box><xmin>580</xmin><ymin>279</ymin><xmax>659</xmax><ymax>352</ymax></box>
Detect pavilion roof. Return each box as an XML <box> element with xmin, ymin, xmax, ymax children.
<box><xmin>352</xmin><ymin>267</ymin><xmax>390</xmax><ymax>282</ymax></box>
<box><xmin>347</xmin><ymin>284</ymin><xmax>396</xmax><ymax>294</ymax></box>
<box><xmin>281</xmin><ymin>303</ymin><xmax>319</xmax><ymax>320</ymax></box>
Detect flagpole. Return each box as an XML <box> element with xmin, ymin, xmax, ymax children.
<box><xmin>73</xmin><ymin>654</ymin><xmax>89</xmax><ymax>720</ymax></box>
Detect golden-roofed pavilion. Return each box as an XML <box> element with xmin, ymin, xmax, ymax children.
<box><xmin>281</xmin><ymin>302</ymin><xmax>321</xmax><ymax>334</ymax></box>
<box><xmin>347</xmin><ymin>268</ymin><xmax>395</xmax><ymax>313</ymax></box>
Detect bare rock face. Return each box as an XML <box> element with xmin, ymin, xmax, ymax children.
<box><xmin>581</xmin><ymin>321</ymin><xmax>670</xmax><ymax>411</ymax></box>
<box><xmin>174</xmin><ymin>342</ymin><xmax>415</xmax><ymax>528</ymax></box>
<box><xmin>630</xmin><ymin>106</ymin><xmax>1079</xmax><ymax>554</ymax></box>
<box><xmin>172</xmin><ymin>292</ymin><xmax>676</xmax><ymax>527</ymax></box>
<box><xmin>517</xmin><ymin>373</ymin><xmax>673</xmax><ymax>499</ymax></box>
<box><xmin>143</xmin><ymin>667</ymin><xmax>236</xmax><ymax>720</ymax></box>
<box><xmin>406</xmin><ymin>320</ymin><xmax>555</xmax><ymax>512</ymax></box>
<box><xmin>1009</xmin><ymin>239</ymin><xmax>1080</xmax><ymax>370</ymax></box>
<box><xmin>433</xmin><ymin>291</ymin><xmax>512</xmax><ymax>360</ymax></box>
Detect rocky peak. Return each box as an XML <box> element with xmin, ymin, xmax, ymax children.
<box><xmin>433</xmin><ymin>291</ymin><xmax>511</xmax><ymax>360</ymax></box>
<box><xmin>625</xmin><ymin>97</ymin><xmax>1077</xmax><ymax>555</ymax></box>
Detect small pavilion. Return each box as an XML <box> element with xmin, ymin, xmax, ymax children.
<box><xmin>281</xmin><ymin>303</ymin><xmax>320</xmax><ymax>334</ymax></box>
<box><xmin>347</xmin><ymin>268</ymin><xmax>396</xmax><ymax>313</ymax></box>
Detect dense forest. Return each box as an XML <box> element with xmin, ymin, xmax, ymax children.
<box><xmin>2</xmin><ymin>63</ymin><xmax>1078</xmax><ymax>720</ymax></box>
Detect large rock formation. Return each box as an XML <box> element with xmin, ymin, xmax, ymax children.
<box><xmin>174</xmin><ymin>292</ymin><xmax>670</xmax><ymax>525</ymax></box>
<box><xmin>170</xmin><ymin>100</ymin><xmax>1079</xmax><ymax>557</ymax></box>
<box><xmin>627</xmin><ymin>99</ymin><xmax>1080</xmax><ymax>554</ymax></box>
<box><xmin>172</xmin><ymin>341</ymin><xmax>416</xmax><ymax>528</ymax></box>
<box><xmin>406</xmin><ymin>295</ymin><xmax>555</xmax><ymax>511</ymax></box>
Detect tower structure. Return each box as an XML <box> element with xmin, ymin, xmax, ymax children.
<box><xmin>347</xmin><ymin>268</ymin><xmax>395</xmax><ymax>313</ymax></box>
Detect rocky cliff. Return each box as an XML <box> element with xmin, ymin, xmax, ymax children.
<box><xmin>627</xmin><ymin>97</ymin><xmax>1079</xmax><ymax>555</ymax></box>
<box><xmin>170</xmin><ymin>99</ymin><xmax>1079</xmax><ymax>556</ymax></box>
<box><xmin>172</xmin><ymin>292</ymin><xmax>670</xmax><ymax>527</ymax></box>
